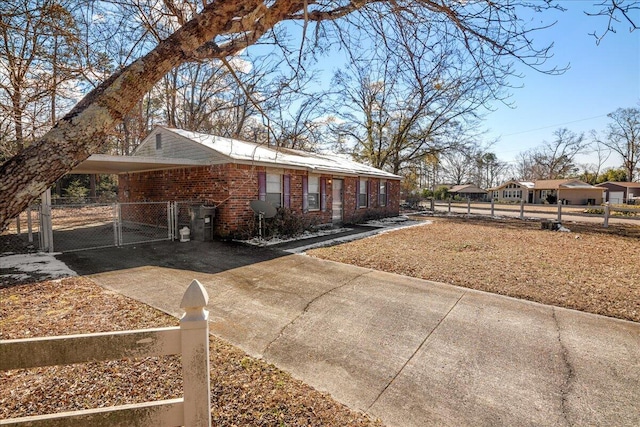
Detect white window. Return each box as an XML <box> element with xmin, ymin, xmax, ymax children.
<box><xmin>359</xmin><ymin>179</ymin><xmax>368</xmax><ymax>208</ymax></box>
<box><xmin>266</xmin><ymin>173</ymin><xmax>282</xmax><ymax>207</ymax></box>
<box><xmin>308</xmin><ymin>175</ymin><xmax>320</xmax><ymax>210</ymax></box>
<box><xmin>379</xmin><ymin>181</ymin><xmax>387</xmax><ymax>206</ymax></box>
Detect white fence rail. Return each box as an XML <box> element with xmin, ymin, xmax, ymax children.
<box><xmin>426</xmin><ymin>199</ymin><xmax>640</xmax><ymax>228</ymax></box>
<box><xmin>0</xmin><ymin>280</ymin><xmax>211</xmax><ymax>427</ymax></box>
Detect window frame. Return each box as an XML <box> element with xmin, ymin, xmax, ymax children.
<box><xmin>266</xmin><ymin>173</ymin><xmax>282</xmax><ymax>208</ymax></box>
<box><xmin>379</xmin><ymin>180</ymin><xmax>387</xmax><ymax>207</ymax></box>
<box><xmin>358</xmin><ymin>178</ymin><xmax>368</xmax><ymax>208</ymax></box>
<box><xmin>307</xmin><ymin>175</ymin><xmax>320</xmax><ymax>211</ymax></box>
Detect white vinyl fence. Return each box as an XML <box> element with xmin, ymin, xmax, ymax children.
<box><xmin>425</xmin><ymin>199</ymin><xmax>640</xmax><ymax>228</ymax></box>
<box><xmin>0</xmin><ymin>280</ymin><xmax>212</xmax><ymax>427</ymax></box>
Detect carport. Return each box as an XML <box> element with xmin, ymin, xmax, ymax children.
<box><xmin>37</xmin><ymin>154</ymin><xmax>207</xmax><ymax>252</ymax></box>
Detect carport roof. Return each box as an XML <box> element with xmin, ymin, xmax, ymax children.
<box><xmin>69</xmin><ymin>154</ymin><xmax>208</xmax><ymax>174</ymax></box>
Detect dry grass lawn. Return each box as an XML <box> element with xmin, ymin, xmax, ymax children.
<box><xmin>0</xmin><ymin>278</ymin><xmax>382</xmax><ymax>426</ymax></box>
<box><xmin>308</xmin><ymin>216</ymin><xmax>640</xmax><ymax>323</ymax></box>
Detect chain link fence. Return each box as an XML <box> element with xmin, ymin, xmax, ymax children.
<box><xmin>1</xmin><ymin>200</ymin><xmax>215</xmax><ymax>255</ymax></box>
<box><xmin>118</xmin><ymin>202</ymin><xmax>173</xmax><ymax>246</ymax></box>
<box><xmin>0</xmin><ymin>206</ymin><xmax>41</xmax><ymax>254</ymax></box>
<box><xmin>50</xmin><ymin>203</ymin><xmax>118</xmax><ymax>252</ymax></box>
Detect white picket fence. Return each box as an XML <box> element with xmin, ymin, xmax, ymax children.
<box><xmin>0</xmin><ymin>280</ymin><xmax>212</xmax><ymax>427</ymax></box>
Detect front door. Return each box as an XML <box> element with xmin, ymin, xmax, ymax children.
<box><xmin>332</xmin><ymin>179</ymin><xmax>343</xmax><ymax>223</ymax></box>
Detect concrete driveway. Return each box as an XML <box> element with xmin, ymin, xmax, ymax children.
<box><xmin>58</xmin><ymin>240</ymin><xmax>640</xmax><ymax>426</ymax></box>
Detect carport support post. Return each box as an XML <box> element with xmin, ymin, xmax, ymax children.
<box><xmin>557</xmin><ymin>200</ymin><xmax>562</xmax><ymax>222</ymax></box>
<box><xmin>604</xmin><ymin>202</ymin><xmax>610</xmax><ymax>228</ymax></box>
<box><xmin>520</xmin><ymin>199</ymin><xmax>525</xmax><ymax>220</ymax></box>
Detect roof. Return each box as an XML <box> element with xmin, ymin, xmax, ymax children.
<box><xmin>488</xmin><ymin>180</ymin><xmax>534</xmax><ymax>191</ymax></box>
<box><xmin>596</xmin><ymin>181</ymin><xmax>640</xmax><ymax>189</ymax></box>
<box><xmin>70</xmin><ymin>154</ymin><xmax>207</xmax><ymax>174</ymax></box>
<box><xmin>448</xmin><ymin>184</ymin><xmax>487</xmax><ymax>194</ymax></box>
<box><xmin>154</xmin><ymin>127</ymin><xmax>401</xmax><ymax>179</ymax></box>
<box><xmin>490</xmin><ymin>179</ymin><xmax>601</xmax><ymax>191</ymax></box>
<box><xmin>534</xmin><ymin>179</ymin><xmax>601</xmax><ymax>190</ymax></box>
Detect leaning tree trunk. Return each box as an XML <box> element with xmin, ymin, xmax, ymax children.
<box><xmin>0</xmin><ymin>0</ymin><xmax>297</xmax><ymax>230</ymax></box>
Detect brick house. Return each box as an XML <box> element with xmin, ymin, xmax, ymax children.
<box><xmin>117</xmin><ymin>127</ymin><xmax>401</xmax><ymax>238</ymax></box>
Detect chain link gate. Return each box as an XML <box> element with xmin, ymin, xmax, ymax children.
<box><xmin>39</xmin><ymin>202</ymin><xmax>177</xmax><ymax>253</ymax></box>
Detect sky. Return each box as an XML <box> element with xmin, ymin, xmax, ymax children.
<box><xmin>481</xmin><ymin>3</ymin><xmax>640</xmax><ymax>170</ymax></box>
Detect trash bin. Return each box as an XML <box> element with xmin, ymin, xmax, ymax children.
<box><xmin>189</xmin><ymin>205</ymin><xmax>216</xmax><ymax>241</ymax></box>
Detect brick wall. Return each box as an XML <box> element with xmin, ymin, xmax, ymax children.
<box><xmin>342</xmin><ymin>177</ymin><xmax>400</xmax><ymax>223</ymax></box>
<box><xmin>120</xmin><ymin>164</ymin><xmax>400</xmax><ymax>238</ymax></box>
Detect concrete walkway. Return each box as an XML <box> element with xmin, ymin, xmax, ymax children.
<box><xmin>59</xmin><ymin>242</ymin><xmax>640</xmax><ymax>426</ymax></box>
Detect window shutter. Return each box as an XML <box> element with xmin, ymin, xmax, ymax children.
<box><xmin>366</xmin><ymin>179</ymin><xmax>370</xmax><ymax>207</ymax></box>
<box><xmin>302</xmin><ymin>175</ymin><xmax>308</xmax><ymax>212</ymax></box>
<box><xmin>385</xmin><ymin>181</ymin><xmax>389</xmax><ymax>206</ymax></box>
<box><xmin>320</xmin><ymin>178</ymin><xmax>327</xmax><ymax>212</ymax></box>
<box><xmin>283</xmin><ymin>175</ymin><xmax>291</xmax><ymax>208</ymax></box>
<box><xmin>258</xmin><ymin>171</ymin><xmax>266</xmax><ymax>201</ymax></box>
<box><xmin>355</xmin><ymin>178</ymin><xmax>360</xmax><ymax>209</ymax></box>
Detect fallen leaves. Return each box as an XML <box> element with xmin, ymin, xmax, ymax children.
<box><xmin>308</xmin><ymin>216</ymin><xmax>640</xmax><ymax>323</ymax></box>
<box><xmin>0</xmin><ymin>278</ymin><xmax>382</xmax><ymax>426</ymax></box>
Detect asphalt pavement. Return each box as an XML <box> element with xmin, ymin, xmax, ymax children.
<box><xmin>58</xmin><ymin>238</ymin><xmax>640</xmax><ymax>426</ymax></box>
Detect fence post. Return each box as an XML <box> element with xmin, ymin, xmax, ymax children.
<box><xmin>520</xmin><ymin>199</ymin><xmax>525</xmax><ymax>220</ymax></box>
<box><xmin>180</xmin><ymin>279</ymin><xmax>212</xmax><ymax>427</ymax></box>
<box><xmin>167</xmin><ymin>202</ymin><xmax>173</xmax><ymax>240</ymax></box>
<box><xmin>491</xmin><ymin>198</ymin><xmax>495</xmax><ymax>217</ymax></box>
<box><xmin>448</xmin><ymin>200</ymin><xmax>451</xmax><ymax>213</ymax></box>
<box><xmin>27</xmin><ymin>206</ymin><xmax>33</xmax><ymax>243</ymax></box>
<box><xmin>40</xmin><ymin>189</ymin><xmax>54</xmax><ymax>253</ymax></box>
<box><xmin>557</xmin><ymin>200</ymin><xmax>562</xmax><ymax>222</ymax></box>
<box><xmin>430</xmin><ymin>198</ymin><xmax>434</xmax><ymax>212</ymax></box>
<box><xmin>604</xmin><ymin>202</ymin><xmax>610</xmax><ymax>228</ymax></box>
<box><xmin>113</xmin><ymin>203</ymin><xmax>120</xmax><ymax>247</ymax></box>
<box><xmin>467</xmin><ymin>198</ymin><xmax>471</xmax><ymax>215</ymax></box>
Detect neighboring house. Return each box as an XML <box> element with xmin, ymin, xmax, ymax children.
<box><xmin>117</xmin><ymin>127</ymin><xmax>401</xmax><ymax>238</ymax></box>
<box><xmin>447</xmin><ymin>184</ymin><xmax>487</xmax><ymax>201</ymax></box>
<box><xmin>489</xmin><ymin>179</ymin><xmax>603</xmax><ymax>205</ymax></box>
<box><xmin>487</xmin><ymin>181</ymin><xmax>535</xmax><ymax>203</ymax></box>
<box><xmin>596</xmin><ymin>181</ymin><xmax>640</xmax><ymax>204</ymax></box>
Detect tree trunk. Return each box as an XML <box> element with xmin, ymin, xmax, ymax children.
<box><xmin>0</xmin><ymin>0</ymin><xmax>277</xmax><ymax>230</ymax></box>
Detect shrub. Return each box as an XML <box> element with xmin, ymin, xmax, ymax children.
<box><xmin>433</xmin><ymin>186</ymin><xmax>450</xmax><ymax>200</ymax></box>
<box><xmin>262</xmin><ymin>208</ymin><xmax>318</xmax><ymax>239</ymax></box>
<box><xmin>63</xmin><ymin>180</ymin><xmax>89</xmax><ymax>204</ymax></box>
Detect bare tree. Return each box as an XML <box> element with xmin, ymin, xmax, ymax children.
<box><xmin>578</xmin><ymin>133</ymin><xmax>612</xmax><ymax>184</ymax></box>
<box><xmin>587</xmin><ymin>0</ymin><xmax>640</xmax><ymax>43</ymax></box>
<box><xmin>597</xmin><ymin>107</ymin><xmax>640</xmax><ymax>181</ymax></box>
<box><xmin>518</xmin><ymin>128</ymin><xmax>588</xmax><ymax>180</ymax></box>
<box><xmin>0</xmin><ymin>0</ymin><xmax>83</xmax><ymax>156</ymax></box>
<box><xmin>473</xmin><ymin>151</ymin><xmax>510</xmax><ymax>189</ymax></box>
<box><xmin>0</xmin><ymin>0</ymin><xmax>608</xmax><ymax>229</ymax></box>
<box><xmin>329</xmin><ymin>11</ymin><xmax>513</xmax><ymax>175</ymax></box>
<box><xmin>441</xmin><ymin>148</ymin><xmax>476</xmax><ymax>185</ymax></box>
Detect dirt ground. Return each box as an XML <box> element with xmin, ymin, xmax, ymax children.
<box><xmin>0</xmin><ymin>278</ymin><xmax>382</xmax><ymax>426</ymax></box>
<box><xmin>308</xmin><ymin>215</ymin><xmax>640</xmax><ymax>323</ymax></box>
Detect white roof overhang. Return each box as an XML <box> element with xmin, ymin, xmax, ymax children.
<box><xmin>68</xmin><ymin>154</ymin><xmax>208</xmax><ymax>174</ymax></box>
